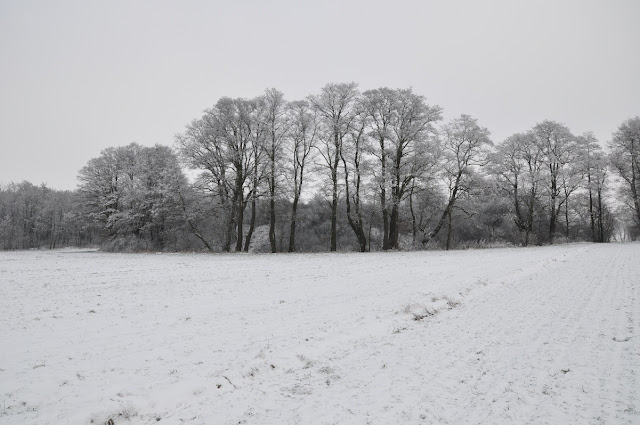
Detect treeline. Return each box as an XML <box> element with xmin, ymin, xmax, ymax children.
<box><xmin>0</xmin><ymin>182</ymin><xmax>94</xmax><ymax>250</ymax></box>
<box><xmin>2</xmin><ymin>83</ymin><xmax>639</xmax><ymax>251</ymax></box>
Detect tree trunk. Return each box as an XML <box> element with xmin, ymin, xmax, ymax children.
<box><xmin>597</xmin><ymin>186</ymin><xmax>604</xmax><ymax>243</ymax></box>
<box><xmin>235</xmin><ymin>203</ymin><xmax>243</xmax><ymax>252</ymax></box>
<box><xmin>243</xmin><ymin>195</ymin><xmax>256</xmax><ymax>252</ymax></box>
<box><xmin>589</xmin><ymin>192</ymin><xmax>596</xmax><ymax>242</ymax></box>
<box><xmin>223</xmin><ymin>208</ymin><xmax>234</xmax><ymax>252</ymax></box>
<box><xmin>549</xmin><ymin>178</ymin><xmax>557</xmax><ymax>244</ymax></box>
<box><xmin>525</xmin><ymin>186</ymin><xmax>536</xmax><ymax>247</ymax></box>
<box><xmin>342</xmin><ymin>152</ymin><xmax>367</xmax><ymax>252</ymax></box>
<box><xmin>269</xmin><ymin>165</ymin><xmax>277</xmax><ymax>253</ymax></box>
<box><xmin>269</xmin><ymin>194</ymin><xmax>276</xmax><ymax>253</ymax></box>
<box><xmin>382</xmin><ymin>204</ymin><xmax>389</xmax><ymax>250</ymax></box>
<box><xmin>564</xmin><ymin>197</ymin><xmax>570</xmax><ymax>239</ymax></box>
<box><xmin>49</xmin><ymin>213</ymin><xmax>56</xmax><ymax>250</ymax></box>
<box><xmin>234</xmin><ymin>180</ymin><xmax>244</xmax><ymax>252</ymax></box>
<box><xmin>288</xmin><ymin>196</ymin><xmax>299</xmax><ymax>252</ymax></box>
<box><xmin>389</xmin><ymin>205</ymin><xmax>399</xmax><ymax>249</ymax></box>
<box><xmin>177</xmin><ymin>190</ymin><xmax>214</xmax><ymax>252</ymax></box>
<box><xmin>631</xmin><ymin>141</ymin><xmax>640</xmax><ymax>225</ymax></box>
<box><xmin>549</xmin><ymin>203</ymin><xmax>557</xmax><ymax>244</ymax></box>
<box><xmin>289</xmin><ymin>160</ymin><xmax>305</xmax><ymax>253</ymax></box>
<box><xmin>330</xmin><ymin>169</ymin><xmax>338</xmax><ymax>252</ymax></box>
<box><xmin>330</xmin><ymin>141</ymin><xmax>340</xmax><ymax>252</ymax></box>
<box><xmin>422</xmin><ymin>176</ymin><xmax>460</xmax><ymax>246</ymax></box>
<box><xmin>445</xmin><ymin>207</ymin><xmax>452</xmax><ymax>251</ymax></box>
<box><xmin>409</xmin><ymin>183</ymin><xmax>417</xmax><ymax>246</ymax></box>
<box><xmin>368</xmin><ymin>209</ymin><xmax>374</xmax><ymax>252</ymax></box>
<box><xmin>380</xmin><ymin>146</ymin><xmax>389</xmax><ymax>250</ymax></box>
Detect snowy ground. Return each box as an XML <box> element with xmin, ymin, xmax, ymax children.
<box><xmin>0</xmin><ymin>243</ymin><xmax>638</xmax><ymax>425</ymax></box>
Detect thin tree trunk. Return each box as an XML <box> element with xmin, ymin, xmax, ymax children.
<box><xmin>223</xmin><ymin>209</ymin><xmax>234</xmax><ymax>252</ymax></box>
<box><xmin>289</xmin><ymin>160</ymin><xmax>305</xmax><ymax>253</ymax></box>
<box><xmin>565</xmin><ymin>197</ymin><xmax>570</xmax><ymax>239</ymax></box>
<box><xmin>409</xmin><ymin>183</ymin><xmax>417</xmax><ymax>246</ymax></box>
<box><xmin>423</xmin><ymin>174</ymin><xmax>461</xmax><ymax>246</ymax></box>
<box><xmin>178</xmin><ymin>191</ymin><xmax>214</xmax><ymax>252</ymax></box>
<box><xmin>631</xmin><ymin>141</ymin><xmax>640</xmax><ymax>225</ymax></box>
<box><xmin>445</xmin><ymin>207</ymin><xmax>452</xmax><ymax>251</ymax></box>
<box><xmin>368</xmin><ymin>209</ymin><xmax>374</xmax><ymax>252</ymax></box>
<box><xmin>589</xmin><ymin>191</ymin><xmax>596</xmax><ymax>242</ymax></box>
<box><xmin>288</xmin><ymin>196</ymin><xmax>299</xmax><ymax>252</ymax></box>
<box><xmin>243</xmin><ymin>195</ymin><xmax>256</xmax><ymax>252</ymax></box>
<box><xmin>49</xmin><ymin>213</ymin><xmax>56</xmax><ymax>250</ymax></box>
<box><xmin>330</xmin><ymin>171</ymin><xmax>338</xmax><ymax>252</ymax></box>
<box><xmin>234</xmin><ymin>181</ymin><xmax>244</xmax><ymax>252</ymax></box>
<box><xmin>380</xmin><ymin>146</ymin><xmax>389</xmax><ymax>250</ymax></box>
<box><xmin>269</xmin><ymin>194</ymin><xmax>276</xmax><ymax>252</ymax></box>
<box><xmin>525</xmin><ymin>186</ymin><xmax>536</xmax><ymax>247</ymax></box>
<box><xmin>269</xmin><ymin>162</ymin><xmax>277</xmax><ymax>253</ymax></box>
<box><xmin>330</xmin><ymin>141</ymin><xmax>339</xmax><ymax>251</ymax></box>
<box><xmin>549</xmin><ymin>177</ymin><xmax>557</xmax><ymax>244</ymax></box>
<box><xmin>341</xmin><ymin>151</ymin><xmax>367</xmax><ymax>252</ymax></box>
<box><xmin>597</xmin><ymin>186</ymin><xmax>604</xmax><ymax>243</ymax></box>
<box><xmin>389</xmin><ymin>205</ymin><xmax>399</xmax><ymax>249</ymax></box>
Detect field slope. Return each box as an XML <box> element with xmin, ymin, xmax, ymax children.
<box><xmin>1</xmin><ymin>243</ymin><xmax>638</xmax><ymax>424</ymax></box>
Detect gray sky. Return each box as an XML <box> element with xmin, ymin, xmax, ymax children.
<box><xmin>1</xmin><ymin>0</ymin><xmax>639</xmax><ymax>190</ymax></box>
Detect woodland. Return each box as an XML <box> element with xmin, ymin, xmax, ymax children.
<box><xmin>1</xmin><ymin>83</ymin><xmax>639</xmax><ymax>252</ymax></box>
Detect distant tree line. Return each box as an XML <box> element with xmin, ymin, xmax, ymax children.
<box><xmin>1</xmin><ymin>83</ymin><xmax>639</xmax><ymax>251</ymax></box>
<box><xmin>0</xmin><ymin>182</ymin><xmax>93</xmax><ymax>250</ymax></box>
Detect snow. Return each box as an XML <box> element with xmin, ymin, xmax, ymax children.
<box><xmin>0</xmin><ymin>243</ymin><xmax>638</xmax><ymax>424</ymax></box>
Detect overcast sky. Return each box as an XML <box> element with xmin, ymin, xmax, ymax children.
<box><xmin>1</xmin><ymin>0</ymin><xmax>639</xmax><ymax>190</ymax></box>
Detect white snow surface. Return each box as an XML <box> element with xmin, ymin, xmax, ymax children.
<box><xmin>1</xmin><ymin>243</ymin><xmax>638</xmax><ymax>424</ymax></box>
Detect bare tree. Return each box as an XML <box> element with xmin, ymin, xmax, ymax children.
<box><xmin>422</xmin><ymin>115</ymin><xmax>491</xmax><ymax>246</ymax></box>
<box><xmin>361</xmin><ymin>88</ymin><xmax>396</xmax><ymax>250</ymax></box>
<box><xmin>387</xmin><ymin>89</ymin><xmax>442</xmax><ymax>249</ymax></box>
<box><xmin>176</xmin><ymin>115</ymin><xmax>235</xmax><ymax>251</ymax></box>
<box><xmin>216</xmin><ymin>98</ymin><xmax>259</xmax><ymax>251</ymax></box>
<box><xmin>341</xmin><ymin>104</ymin><xmax>369</xmax><ymax>251</ymax></box>
<box><xmin>531</xmin><ymin>120</ymin><xmax>577</xmax><ymax>243</ymax></box>
<box><xmin>177</xmin><ymin>97</ymin><xmax>258</xmax><ymax>252</ymax></box>
<box><xmin>287</xmin><ymin>100</ymin><xmax>318</xmax><ymax>252</ymax></box>
<box><xmin>578</xmin><ymin>133</ymin><xmax>608</xmax><ymax>242</ymax></box>
<box><xmin>262</xmin><ymin>89</ymin><xmax>289</xmax><ymax>252</ymax></box>
<box><xmin>309</xmin><ymin>82</ymin><xmax>359</xmax><ymax>251</ymax></box>
<box><xmin>490</xmin><ymin>132</ymin><xmax>544</xmax><ymax>246</ymax></box>
<box><xmin>609</xmin><ymin>116</ymin><xmax>640</xmax><ymax>229</ymax></box>
<box><xmin>243</xmin><ymin>98</ymin><xmax>268</xmax><ymax>252</ymax></box>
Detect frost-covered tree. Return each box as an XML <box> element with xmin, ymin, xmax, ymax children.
<box><xmin>577</xmin><ymin>133</ymin><xmax>608</xmax><ymax>242</ymax></box>
<box><xmin>286</xmin><ymin>100</ymin><xmax>318</xmax><ymax>252</ymax></box>
<box><xmin>422</xmin><ymin>115</ymin><xmax>491</xmax><ymax>247</ymax></box>
<box><xmin>341</xmin><ymin>103</ymin><xmax>370</xmax><ymax>252</ymax></box>
<box><xmin>609</xmin><ymin>116</ymin><xmax>640</xmax><ymax>230</ymax></box>
<box><xmin>0</xmin><ymin>182</ymin><xmax>88</xmax><ymax>250</ymax></box>
<box><xmin>78</xmin><ymin>143</ymin><xmax>187</xmax><ymax>250</ymax></box>
<box><xmin>309</xmin><ymin>82</ymin><xmax>359</xmax><ymax>251</ymax></box>
<box><xmin>490</xmin><ymin>132</ymin><xmax>545</xmax><ymax>246</ymax></box>
<box><xmin>383</xmin><ymin>89</ymin><xmax>442</xmax><ymax>249</ymax></box>
<box><xmin>177</xmin><ymin>98</ymin><xmax>262</xmax><ymax>252</ymax></box>
<box><xmin>262</xmin><ymin>89</ymin><xmax>289</xmax><ymax>253</ymax></box>
<box><xmin>176</xmin><ymin>116</ymin><xmax>232</xmax><ymax>250</ymax></box>
<box><xmin>361</xmin><ymin>88</ymin><xmax>397</xmax><ymax>250</ymax></box>
<box><xmin>531</xmin><ymin>121</ymin><xmax>579</xmax><ymax>243</ymax></box>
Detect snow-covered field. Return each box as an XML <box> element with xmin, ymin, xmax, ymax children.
<box><xmin>1</xmin><ymin>243</ymin><xmax>638</xmax><ymax>425</ymax></box>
